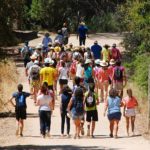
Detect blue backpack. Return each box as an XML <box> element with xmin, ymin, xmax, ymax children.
<box><xmin>16</xmin><ymin>92</ymin><xmax>26</xmax><ymax>108</ymax></box>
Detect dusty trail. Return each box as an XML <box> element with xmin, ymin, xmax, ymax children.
<box><xmin>0</xmin><ymin>34</ymin><xmax>150</xmax><ymax>150</ymax></box>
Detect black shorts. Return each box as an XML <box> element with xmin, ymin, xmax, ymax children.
<box><xmin>86</xmin><ymin>110</ymin><xmax>98</xmax><ymax>122</ymax></box>
<box><xmin>15</xmin><ymin>107</ymin><xmax>27</xmax><ymax>121</ymax></box>
<box><xmin>59</xmin><ymin>79</ymin><xmax>68</xmax><ymax>85</ymax></box>
<box><xmin>108</xmin><ymin>112</ymin><xmax>121</xmax><ymax>121</ymax></box>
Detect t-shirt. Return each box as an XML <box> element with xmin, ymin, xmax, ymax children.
<box><xmin>91</xmin><ymin>44</ymin><xmax>102</xmax><ymax>59</ymax></box>
<box><xmin>78</xmin><ymin>25</ymin><xmax>88</xmax><ymax>38</ymax></box>
<box><xmin>13</xmin><ymin>92</ymin><xmax>30</xmax><ymax>108</ymax></box>
<box><xmin>42</xmin><ymin>37</ymin><xmax>52</xmax><ymax>48</ymax></box>
<box><xmin>85</xmin><ymin>92</ymin><xmax>98</xmax><ymax>111</ymax></box>
<box><xmin>55</xmin><ymin>34</ymin><xmax>64</xmax><ymax>44</ymax></box>
<box><xmin>29</xmin><ymin>64</ymin><xmax>41</xmax><ymax>81</ymax></box>
<box><xmin>59</xmin><ymin>67</ymin><xmax>68</xmax><ymax>80</ymax></box>
<box><xmin>76</xmin><ymin>63</ymin><xmax>84</xmax><ymax>78</ymax></box>
<box><xmin>111</xmin><ymin>48</ymin><xmax>121</xmax><ymax>61</ymax></box>
<box><xmin>98</xmin><ymin>68</ymin><xmax>110</xmax><ymax>83</ymax></box>
<box><xmin>37</xmin><ymin>94</ymin><xmax>52</xmax><ymax>111</ymax></box>
<box><xmin>84</xmin><ymin>66</ymin><xmax>92</xmax><ymax>79</ymax></box>
<box><xmin>123</xmin><ymin>96</ymin><xmax>138</xmax><ymax>108</ymax></box>
<box><xmin>107</xmin><ymin>96</ymin><xmax>121</xmax><ymax>114</ymax></box>
<box><xmin>108</xmin><ymin>66</ymin><xmax>115</xmax><ymax>80</ymax></box>
<box><xmin>40</xmin><ymin>67</ymin><xmax>56</xmax><ymax>86</ymax></box>
<box><xmin>26</xmin><ymin>61</ymin><xmax>34</xmax><ymax>70</ymax></box>
<box><xmin>102</xmin><ymin>48</ymin><xmax>111</xmax><ymax>62</ymax></box>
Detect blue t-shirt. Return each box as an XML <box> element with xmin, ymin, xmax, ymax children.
<box><xmin>107</xmin><ymin>96</ymin><xmax>121</xmax><ymax>114</ymax></box>
<box><xmin>78</xmin><ymin>25</ymin><xmax>88</xmax><ymax>38</ymax></box>
<box><xmin>84</xmin><ymin>66</ymin><xmax>92</xmax><ymax>79</ymax></box>
<box><xmin>91</xmin><ymin>44</ymin><xmax>102</xmax><ymax>59</ymax></box>
<box><xmin>42</xmin><ymin>37</ymin><xmax>52</xmax><ymax>48</ymax></box>
<box><xmin>13</xmin><ymin>92</ymin><xmax>30</xmax><ymax>108</ymax></box>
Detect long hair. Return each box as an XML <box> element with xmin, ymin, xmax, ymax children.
<box><xmin>74</xmin><ymin>87</ymin><xmax>83</xmax><ymax>102</ymax></box>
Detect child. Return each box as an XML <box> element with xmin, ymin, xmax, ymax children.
<box><xmin>67</xmin><ymin>87</ymin><xmax>84</xmax><ymax>139</ymax></box>
<box><xmin>60</xmin><ymin>85</ymin><xmax>72</xmax><ymax>137</ymax></box>
<box><xmin>8</xmin><ymin>84</ymin><xmax>31</xmax><ymax>137</ymax></box>
<box><xmin>84</xmin><ymin>84</ymin><xmax>99</xmax><ymax>138</ymax></box>
<box><xmin>123</xmin><ymin>89</ymin><xmax>138</xmax><ymax>136</ymax></box>
<box><xmin>104</xmin><ymin>88</ymin><xmax>123</xmax><ymax>138</ymax></box>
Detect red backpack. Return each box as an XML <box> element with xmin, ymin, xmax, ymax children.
<box><xmin>70</xmin><ymin>61</ymin><xmax>77</xmax><ymax>74</ymax></box>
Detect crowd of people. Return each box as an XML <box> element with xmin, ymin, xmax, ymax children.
<box><xmin>8</xmin><ymin>22</ymin><xmax>138</xmax><ymax>139</ymax></box>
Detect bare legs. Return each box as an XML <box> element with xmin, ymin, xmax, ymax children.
<box><xmin>109</xmin><ymin>119</ymin><xmax>119</xmax><ymax>138</ymax></box>
<box><xmin>16</xmin><ymin>119</ymin><xmax>24</xmax><ymax>136</ymax></box>
<box><xmin>74</xmin><ymin>119</ymin><xmax>81</xmax><ymax>138</ymax></box>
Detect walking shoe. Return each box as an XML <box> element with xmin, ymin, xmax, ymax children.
<box><xmin>109</xmin><ymin>133</ymin><xmax>113</xmax><ymax>138</ymax></box>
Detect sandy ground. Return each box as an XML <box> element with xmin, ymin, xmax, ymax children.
<box><xmin>0</xmin><ymin>34</ymin><xmax>150</xmax><ymax>150</ymax></box>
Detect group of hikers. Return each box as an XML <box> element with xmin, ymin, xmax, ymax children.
<box><xmin>7</xmin><ymin>22</ymin><xmax>138</xmax><ymax>139</ymax></box>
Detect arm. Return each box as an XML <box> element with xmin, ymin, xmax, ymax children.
<box><xmin>9</xmin><ymin>97</ymin><xmax>16</xmax><ymax>107</ymax></box>
<box><xmin>67</xmin><ymin>98</ymin><xmax>73</xmax><ymax>111</ymax></box>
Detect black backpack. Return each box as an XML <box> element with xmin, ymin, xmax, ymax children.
<box><xmin>85</xmin><ymin>92</ymin><xmax>96</xmax><ymax>107</ymax></box>
<box><xmin>114</xmin><ymin>67</ymin><xmax>123</xmax><ymax>81</ymax></box>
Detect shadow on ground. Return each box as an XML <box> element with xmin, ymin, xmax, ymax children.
<box><xmin>0</xmin><ymin>145</ymin><xmax>120</xmax><ymax>150</ymax></box>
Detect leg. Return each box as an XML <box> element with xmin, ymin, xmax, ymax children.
<box><xmin>125</xmin><ymin>117</ymin><xmax>130</xmax><ymax>136</ymax></box>
<box><xmin>39</xmin><ymin>111</ymin><xmax>46</xmax><ymax>137</ymax></box>
<box><xmin>79</xmin><ymin>37</ymin><xmax>82</xmax><ymax>46</ymax></box>
<box><xmin>45</xmin><ymin>111</ymin><xmax>51</xmax><ymax>134</ymax></box>
<box><xmin>131</xmin><ymin>116</ymin><xmax>136</xmax><ymax>135</ymax></box>
<box><xmin>114</xmin><ymin>120</ymin><xmax>119</xmax><ymax>138</ymax></box>
<box><xmin>104</xmin><ymin>81</ymin><xmax>109</xmax><ymax>103</ymax></box>
<box><xmin>76</xmin><ymin>119</ymin><xmax>81</xmax><ymax>138</ymax></box>
<box><xmin>87</xmin><ymin>122</ymin><xmax>91</xmax><ymax>136</ymax></box>
<box><xmin>91</xmin><ymin>121</ymin><xmax>96</xmax><ymax>137</ymax></box>
<box><xmin>66</xmin><ymin>113</ymin><xmax>70</xmax><ymax>135</ymax></box>
<box><xmin>61</xmin><ymin>112</ymin><xmax>65</xmax><ymax>135</ymax></box>
<box><xmin>109</xmin><ymin>120</ymin><xmax>114</xmax><ymax>137</ymax></box>
<box><xmin>19</xmin><ymin>119</ymin><xmax>24</xmax><ymax>136</ymax></box>
<box><xmin>100</xmin><ymin>83</ymin><xmax>104</xmax><ymax>102</ymax></box>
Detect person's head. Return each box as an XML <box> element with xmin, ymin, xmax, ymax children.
<box><xmin>44</xmin><ymin>58</ymin><xmax>50</xmax><ymax>67</ymax></box>
<box><xmin>104</xmin><ymin>44</ymin><xmax>110</xmax><ymax>49</ymax></box>
<box><xmin>116</xmin><ymin>60</ymin><xmax>121</xmax><ymax>66</ymax></box>
<box><xmin>40</xmin><ymin>82</ymin><xmax>48</xmax><ymax>95</ymax></box>
<box><xmin>75</xmin><ymin>87</ymin><xmax>83</xmax><ymax>98</ymax></box>
<box><xmin>112</xmin><ymin>43</ymin><xmax>116</xmax><ymax>48</ymax></box>
<box><xmin>94</xmin><ymin>41</ymin><xmax>98</xmax><ymax>45</ymax></box>
<box><xmin>74</xmin><ymin>76</ymin><xmax>81</xmax><ymax>86</ymax></box>
<box><xmin>109</xmin><ymin>59</ymin><xmax>116</xmax><ymax>66</ymax></box>
<box><xmin>80</xmin><ymin>22</ymin><xmax>85</xmax><ymax>26</ymax></box>
<box><xmin>18</xmin><ymin>84</ymin><xmax>23</xmax><ymax>92</ymax></box>
<box><xmin>89</xmin><ymin>83</ymin><xmax>95</xmax><ymax>92</ymax></box>
<box><xmin>45</xmin><ymin>32</ymin><xmax>49</xmax><ymax>37</ymax></box>
<box><xmin>100</xmin><ymin>61</ymin><xmax>108</xmax><ymax>70</ymax></box>
<box><xmin>30</xmin><ymin>55</ymin><xmax>37</xmax><ymax>62</ymax></box>
<box><xmin>62</xmin><ymin>85</ymin><xmax>71</xmax><ymax>94</ymax></box>
<box><xmin>109</xmin><ymin>88</ymin><xmax>117</xmax><ymax>98</ymax></box>
<box><xmin>127</xmin><ymin>88</ymin><xmax>133</xmax><ymax>98</ymax></box>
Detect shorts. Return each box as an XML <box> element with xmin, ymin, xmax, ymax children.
<box><xmin>125</xmin><ymin>108</ymin><xmax>136</xmax><ymax>117</ymax></box>
<box><xmin>86</xmin><ymin>110</ymin><xmax>98</xmax><ymax>122</ymax></box>
<box><xmin>71</xmin><ymin>109</ymin><xmax>84</xmax><ymax>120</ymax></box>
<box><xmin>113</xmin><ymin>82</ymin><xmax>123</xmax><ymax>91</ymax></box>
<box><xmin>59</xmin><ymin>79</ymin><xmax>68</xmax><ymax>85</ymax></box>
<box><xmin>108</xmin><ymin>112</ymin><xmax>121</xmax><ymax>121</ymax></box>
<box><xmin>30</xmin><ymin>80</ymin><xmax>40</xmax><ymax>88</ymax></box>
<box><xmin>15</xmin><ymin>107</ymin><xmax>27</xmax><ymax>121</ymax></box>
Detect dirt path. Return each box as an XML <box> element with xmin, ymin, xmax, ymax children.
<box><xmin>0</xmin><ymin>34</ymin><xmax>150</xmax><ymax>150</ymax></box>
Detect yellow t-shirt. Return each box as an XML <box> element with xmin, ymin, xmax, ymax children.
<box><xmin>102</xmin><ymin>48</ymin><xmax>111</xmax><ymax>62</ymax></box>
<box><xmin>40</xmin><ymin>67</ymin><xmax>56</xmax><ymax>86</ymax></box>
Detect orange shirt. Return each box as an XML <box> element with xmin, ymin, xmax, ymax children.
<box><xmin>98</xmin><ymin>68</ymin><xmax>110</xmax><ymax>82</ymax></box>
<box><xmin>123</xmin><ymin>96</ymin><xmax>138</xmax><ymax>108</ymax></box>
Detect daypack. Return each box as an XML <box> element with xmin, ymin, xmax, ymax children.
<box><xmin>30</xmin><ymin>66</ymin><xmax>40</xmax><ymax>80</ymax></box>
<box><xmin>16</xmin><ymin>93</ymin><xmax>26</xmax><ymax>108</ymax></box>
<box><xmin>85</xmin><ymin>92</ymin><xmax>96</xmax><ymax>107</ymax></box>
<box><xmin>114</xmin><ymin>67</ymin><xmax>123</xmax><ymax>81</ymax></box>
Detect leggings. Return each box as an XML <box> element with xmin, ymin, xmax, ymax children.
<box><xmin>61</xmin><ymin>112</ymin><xmax>70</xmax><ymax>134</ymax></box>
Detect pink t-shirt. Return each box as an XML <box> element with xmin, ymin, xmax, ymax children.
<box><xmin>123</xmin><ymin>96</ymin><xmax>138</xmax><ymax>108</ymax></box>
<box><xmin>98</xmin><ymin>68</ymin><xmax>110</xmax><ymax>83</ymax></box>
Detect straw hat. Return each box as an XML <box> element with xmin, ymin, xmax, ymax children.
<box><xmin>109</xmin><ymin>59</ymin><xmax>116</xmax><ymax>65</ymax></box>
<box><xmin>30</xmin><ymin>55</ymin><xmax>37</xmax><ymax>60</ymax></box>
<box><xmin>85</xmin><ymin>59</ymin><xmax>92</xmax><ymax>64</ymax></box>
<box><xmin>100</xmin><ymin>61</ymin><xmax>108</xmax><ymax>67</ymax></box>
<box><xmin>94</xmin><ymin>59</ymin><xmax>101</xmax><ymax>65</ymax></box>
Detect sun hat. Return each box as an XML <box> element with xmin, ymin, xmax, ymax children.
<box><xmin>109</xmin><ymin>59</ymin><xmax>116</xmax><ymax>65</ymax></box>
<box><xmin>100</xmin><ymin>61</ymin><xmax>108</xmax><ymax>67</ymax></box>
<box><xmin>34</xmin><ymin>60</ymin><xmax>39</xmax><ymax>64</ymax></box>
<box><xmin>54</xmin><ymin>46</ymin><xmax>61</xmax><ymax>52</ymax></box>
<box><xmin>44</xmin><ymin>58</ymin><xmax>50</xmax><ymax>64</ymax></box>
<box><xmin>85</xmin><ymin>59</ymin><xmax>92</xmax><ymax>64</ymax></box>
<box><xmin>49</xmin><ymin>59</ymin><xmax>54</xmax><ymax>65</ymax></box>
<box><xmin>50</xmin><ymin>46</ymin><xmax>54</xmax><ymax>50</ymax></box>
<box><xmin>30</xmin><ymin>55</ymin><xmax>37</xmax><ymax>60</ymax></box>
<box><xmin>95</xmin><ymin>59</ymin><xmax>101</xmax><ymax>65</ymax></box>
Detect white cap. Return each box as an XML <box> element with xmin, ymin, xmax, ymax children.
<box><xmin>95</xmin><ymin>59</ymin><xmax>101</xmax><ymax>65</ymax></box>
<box><xmin>44</xmin><ymin>58</ymin><xmax>50</xmax><ymax>64</ymax></box>
<box><xmin>34</xmin><ymin>60</ymin><xmax>39</xmax><ymax>64</ymax></box>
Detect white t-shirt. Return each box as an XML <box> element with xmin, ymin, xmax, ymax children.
<box><xmin>59</xmin><ymin>67</ymin><xmax>68</xmax><ymax>80</ymax></box>
<box><xmin>76</xmin><ymin>63</ymin><xmax>84</xmax><ymax>78</ymax></box>
<box><xmin>37</xmin><ymin>94</ymin><xmax>52</xmax><ymax>111</ymax></box>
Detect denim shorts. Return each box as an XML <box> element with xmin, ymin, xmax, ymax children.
<box><xmin>108</xmin><ymin>112</ymin><xmax>121</xmax><ymax>121</ymax></box>
<box><xmin>71</xmin><ymin>109</ymin><xmax>84</xmax><ymax>120</ymax></box>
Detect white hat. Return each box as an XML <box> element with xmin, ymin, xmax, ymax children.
<box><xmin>50</xmin><ymin>46</ymin><xmax>54</xmax><ymax>50</ymax></box>
<box><xmin>85</xmin><ymin>59</ymin><xmax>92</xmax><ymax>64</ymax></box>
<box><xmin>94</xmin><ymin>59</ymin><xmax>101</xmax><ymax>65</ymax></box>
<box><xmin>49</xmin><ymin>59</ymin><xmax>54</xmax><ymax>65</ymax></box>
<box><xmin>109</xmin><ymin>59</ymin><xmax>116</xmax><ymax>65</ymax></box>
<box><xmin>33</xmin><ymin>52</ymin><xmax>39</xmax><ymax>57</ymax></box>
<box><xmin>34</xmin><ymin>60</ymin><xmax>39</xmax><ymax>64</ymax></box>
<box><xmin>100</xmin><ymin>61</ymin><xmax>108</xmax><ymax>67</ymax></box>
<box><xmin>44</xmin><ymin>58</ymin><xmax>50</xmax><ymax>64</ymax></box>
<box><xmin>30</xmin><ymin>55</ymin><xmax>37</xmax><ymax>60</ymax></box>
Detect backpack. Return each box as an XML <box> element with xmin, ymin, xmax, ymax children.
<box><xmin>16</xmin><ymin>93</ymin><xmax>26</xmax><ymax>108</ymax></box>
<box><xmin>30</xmin><ymin>66</ymin><xmax>40</xmax><ymax>80</ymax></box>
<box><xmin>70</xmin><ymin>61</ymin><xmax>76</xmax><ymax>74</ymax></box>
<box><xmin>85</xmin><ymin>92</ymin><xmax>96</xmax><ymax>107</ymax></box>
<box><xmin>23</xmin><ymin>47</ymin><xmax>31</xmax><ymax>60</ymax></box>
<box><xmin>114</xmin><ymin>67</ymin><xmax>123</xmax><ymax>81</ymax></box>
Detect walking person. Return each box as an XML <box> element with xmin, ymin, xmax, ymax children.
<box><xmin>36</xmin><ymin>83</ymin><xmax>53</xmax><ymax>138</ymax></box>
<box><xmin>104</xmin><ymin>88</ymin><xmax>123</xmax><ymax>138</ymax></box>
<box><xmin>77</xmin><ymin>22</ymin><xmax>88</xmax><ymax>46</ymax></box>
<box><xmin>67</xmin><ymin>87</ymin><xmax>84</xmax><ymax>139</ymax></box>
<box><xmin>61</xmin><ymin>22</ymin><xmax>70</xmax><ymax>45</ymax></box>
<box><xmin>101</xmin><ymin>44</ymin><xmax>111</xmax><ymax>62</ymax></box>
<box><xmin>84</xmin><ymin>84</ymin><xmax>99</xmax><ymax>138</ymax></box>
<box><xmin>60</xmin><ymin>85</ymin><xmax>72</xmax><ymax>137</ymax></box>
<box><xmin>8</xmin><ymin>84</ymin><xmax>31</xmax><ymax>137</ymax></box>
<box><xmin>123</xmin><ymin>89</ymin><xmax>138</xmax><ymax>136</ymax></box>
<box><xmin>111</xmin><ymin>43</ymin><xmax>122</xmax><ymax>61</ymax></box>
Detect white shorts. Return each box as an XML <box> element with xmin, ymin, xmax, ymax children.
<box><xmin>125</xmin><ymin>108</ymin><xmax>136</xmax><ymax>117</ymax></box>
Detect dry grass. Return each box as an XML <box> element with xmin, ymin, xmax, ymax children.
<box><xmin>0</xmin><ymin>59</ymin><xmax>18</xmax><ymax>112</ymax></box>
